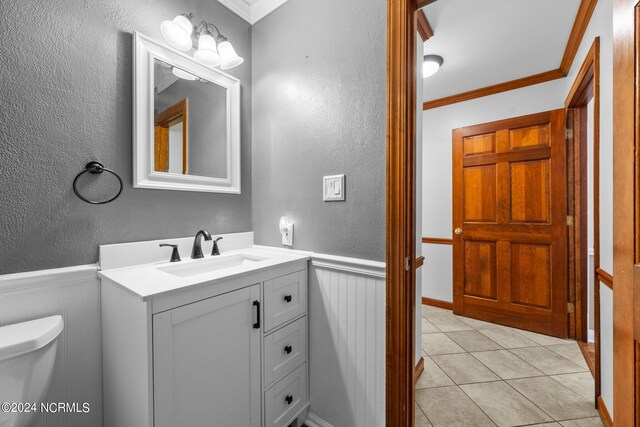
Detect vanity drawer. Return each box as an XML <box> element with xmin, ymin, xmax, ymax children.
<box><xmin>263</xmin><ymin>270</ymin><xmax>306</xmax><ymax>332</ymax></box>
<box><xmin>264</xmin><ymin>317</ymin><xmax>307</xmax><ymax>386</ymax></box>
<box><xmin>264</xmin><ymin>363</ymin><xmax>308</xmax><ymax>427</ymax></box>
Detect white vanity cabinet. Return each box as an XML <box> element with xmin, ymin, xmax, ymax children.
<box><xmin>100</xmin><ymin>257</ymin><xmax>309</xmax><ymax>427</ymax></box>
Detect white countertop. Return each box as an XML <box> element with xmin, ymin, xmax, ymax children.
<box><xmin>98</xmin><ymin>246</ymin><xmax>309</xmax><ymax>300</ymax></box>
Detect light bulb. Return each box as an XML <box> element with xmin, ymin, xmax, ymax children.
<box><xmin>423</xmin><ymin>55</ymin><xmax>444</xmax><ymax>78</ymax></box>
<box><xmin>161</xmin><ymin>14</ymin><xmax>193</xmax><ymax>51</ymax></box>
<box><xmin>194</xmin><ymin>32</ymin><xmax>221</xmax><ymax>67</ymax></box>
<box><xmin>172</xmin><ymin>67</ymin><xmax>197</xmax><ymax>80</ymax></box>
<box><xmin>218</xmin><ymin>40</ymin><xmax>244</xmax><ymax>70</ymax></box>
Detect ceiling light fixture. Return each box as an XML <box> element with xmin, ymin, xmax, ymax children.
<box><xmin>423</xmin><ymin>54</ymin><xmax>444</xmax><ymax>78</ymax></box>
<box><xmin>161</xmin><ymin>13</ymin><xmax>244</xmax><ymax>70</ymax></box>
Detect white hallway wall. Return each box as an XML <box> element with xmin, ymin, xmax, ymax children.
<box><xmin>421</xmin><ymin>0</ymin><xmax>613</xmax><ymax>413</ymax></box>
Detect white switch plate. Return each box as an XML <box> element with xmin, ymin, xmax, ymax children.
<box><xmin>323</xmin><ymin>174</ymin><xmax>345</xmax><ymax>201</ymax></box>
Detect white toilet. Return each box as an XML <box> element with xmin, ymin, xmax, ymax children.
<box><xmin>0</xmin><ymin>316</ymin><xmax>64</xmax><ymax>427</ymax></box>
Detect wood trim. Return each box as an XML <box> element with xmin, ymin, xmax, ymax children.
<box><xmin>421</xmin><ymin>236</ymin><xmax>453</xmax><ymax>245</ymax></box>
<box><xmin>611</xmin><ymin>0</ymin><xmax>636</xmax><ymax>423</ymax></box>
<box><xmin>386</xmin><ymin>0</ymin><xmax>416</xmax><ymax>424</ymax></box>
<box><xmin>422</xmin><ymin>0</ymin><xmax>598</xmax><ymax>110</ymax></box>
<box><xmin>415</xmin><ymin>256</ymin><xmax>425</xmax><ymax>268</ymax></box>
<box><xmin>416</xmin><ymin>0</ymin><xmax>437</xmax><ymax>8</ymax></box>
<box><xmin>422</xmin><ymin>297</ymin><xmax>453</xmax><ymax>310</ymax></box>
<box><xmin>414</xmin><ymin>356</ymin><xmax>424</xmax><ymax>386</ymax></box>
<box><xmin>155</xmin><ymin>98</ymin><xmax>188</xmax><ymax>174</ymax></box>
<box><xmin>423</xmin><ymin>69</ymin><xmax>565</xmax><ymax>110</ymax></box>
<box><xmin>578</xmin><ymin>341</ymin><xmax>596</xmax><ymax>376</ymax></box>
<box><xmin>560</xmin><ymin>0</ymin><xmax>599</xmax><ymax>74</ymax></box>
<box><xmin>597</xmin><ymin>396</ymin><xmax>613</xmax><ymax>427</ymax></box>
<box><xmin>416</xmin><ymin>10</ymin><xmax>433</xmax><ymax>42</ymax></box>
<box><xmin>596</xmin><ymin>268</ymin><xmax>613</xmax><ymax>289</ymax></box>
<box><xmin>565</xmin><ymin>39</ymin><xmax>599</xmax><ymax>107</ymax></box>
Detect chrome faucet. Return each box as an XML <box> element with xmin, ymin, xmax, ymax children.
<box><xmin>191</xmin><ymin>230</ymin><xmax>212</xmax><ymax>259</ymax></box>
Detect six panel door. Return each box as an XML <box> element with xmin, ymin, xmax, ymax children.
<box><xmin>452</xmin><ymin>109</ymin><xmax>568</xmax><ymax>337</ymax></box>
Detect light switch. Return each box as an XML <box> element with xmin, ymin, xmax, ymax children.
<box><xmin>323</xmin><ymin>174</ymin><xmax>345</xmax><ymax>201</ymax></box>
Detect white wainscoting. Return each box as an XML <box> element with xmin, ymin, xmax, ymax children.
<box><xmin>308</xmin><ymin>253</ymin><xmax>385</xmax><ymax>427</ymax></box>
<box><xmin>0</xmin><ymin>265</ymin><xmax>102</xmax><ymax>427</ymax></box>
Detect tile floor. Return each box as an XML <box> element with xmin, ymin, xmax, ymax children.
<box><xmin>415</xmin><ymin>305</ymin><xmax>602</xmax><ymax>427</ymax></box>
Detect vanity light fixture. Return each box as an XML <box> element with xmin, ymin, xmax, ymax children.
<box><xmin>423</xmin><ymin>54</ymin><xmax>444</xmax><ymax>78</ymax></box>
<box><xmin>161</xmin><ymin>13</ymin><xmax>244</xmax><ymax>70</ymax></box>
<box><xmin>171</xmin><ymin>67</ymin><xmax>197</xmax><ymax>80</ymax></box>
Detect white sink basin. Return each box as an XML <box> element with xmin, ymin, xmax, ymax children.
<box><xmin>158</xmin><ymin>253</ymin><xmax>269</xmax><ymax>278</ymax></box>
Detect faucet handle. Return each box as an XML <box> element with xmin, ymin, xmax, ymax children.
<box><xmin>212</xmin><ymin>237</ymin><xmax>223</xmax><ymax>256</ymax></box>
<box><xmin>159</xmin><ymin>244</ymin><xmax>181</xmax><ymax>262</ymax></box>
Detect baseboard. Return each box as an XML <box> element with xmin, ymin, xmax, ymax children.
<box><xmin>597</xmin><ymin>396</ymin><xmax>613</xmax><ymax>427</ymax></box>
<box><xmin>414</xmin><ymin>356</ymin><xmax>425</xmax><ymax>385</ymax></box>
<box><xmin>305</xmin><ymin>412</ymin><xmax>335</xmax><ymax>427</ymax></box>
<box><xmin>422</xmin><ymin>297</ymin><xmax>453</xmax><ymax>310</ymax></box>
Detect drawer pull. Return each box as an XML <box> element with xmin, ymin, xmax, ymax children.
<box><xmin>284</xmin><ymin>295</ymin><xmax>292</xmax><ymax>303</ymax></box>
<box><xmin>284</xmin><ymin>345</ymin><xmax>292</xmax><ymax>354</ymax></box>
<box><xmin>285</xmin><ymin>395</ymin><xmax>293</xmax><ymax>405</ymax></box>
<box><xmin>253</xmin><ymin>300</ymin><xmax>260</xmax><ymax>329</ymax></box>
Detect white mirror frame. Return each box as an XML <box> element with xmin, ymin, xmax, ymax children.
<box><xmin>133</xmin><ymin>31</ymin><xmax>241</xmax><ymax>194</ymax></box>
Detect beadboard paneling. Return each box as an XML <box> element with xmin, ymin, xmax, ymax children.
<box><xmin>0</xmin><ymin>265</ymin><xmax>102</xmax><ymax>427</ymax></box>
<box><xmin>309</xmin><ymin>255</ymin><xmax>385</xmax><ymax>427</ymax></box>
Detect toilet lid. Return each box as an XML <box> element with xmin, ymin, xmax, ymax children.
<box><xmin>0</xmin><ymin>316</ymin><xmax>64</xmax><ymax>362</ymax></box>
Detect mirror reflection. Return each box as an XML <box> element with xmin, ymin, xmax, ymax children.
<box><xmin>153</xmin><ymin>59</ymin><xmax>228</xmax><ymax>179</ymax></box>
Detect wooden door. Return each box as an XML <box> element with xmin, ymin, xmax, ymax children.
<box><xmin>453</xmin><ymin>109</ymin><xmax>568</xmax><ymax>337</ymax></box>
<box><xmin>153</xmin><ymin>284</ymin><xmax>261</xmax><ymax>427</ymax></box>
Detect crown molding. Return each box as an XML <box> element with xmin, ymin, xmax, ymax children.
<box><xmin>216</xmin><ymin>0</ymin><xmax>289</xmax><ymax>25</ymax></box>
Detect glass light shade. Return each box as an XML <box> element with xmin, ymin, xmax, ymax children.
<box><xmin>423</xmin><ymin>55</ymin><xmax>444</xmax><ymax>78</ymax></box>
<box><xmin>218</xmin><ymin>40</ymin><xmax>244</xmax><ymax>70</ymax></box>
<box><xmin>194</xmin><ymin>33</ymin><xmax>221</xmax><ymax>67</ymax></box>
<box><xmin>161</xmin><ymin>15</ymin><xmax>193</xmax><ymax>51</ymax></box>
<box><xmin>172</xmin><ymin>67</ymin><xmax>197</xmax><ymax>80</ymax></box>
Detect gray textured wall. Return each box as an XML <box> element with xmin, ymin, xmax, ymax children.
<box><xmin>251</xmin><ymin>0</ymin><xmax>386</xmax><ymax>261</ymax></box>
<box><xmin>0</xmin><ymin>0</ymin><xmax>252</xmax><ymax>274</ymax></box>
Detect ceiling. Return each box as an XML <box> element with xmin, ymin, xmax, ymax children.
<box><xmin>421</xmin><ymin>0</ymin><xmax>582</xmax><ymax>101</ymax></box>
<box><xmin>216</xmin><ymin>0</ymin><xmax>289</xmax><ymax>25</ymax></box>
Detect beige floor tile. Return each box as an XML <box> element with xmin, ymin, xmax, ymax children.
<box><xmin>551</xmin><ymin>372</ymin><xmax>595</xmax><ymax>400</ymax></box>
<box><xmin>559</xmin><ymin>417</ymin><xmax>604</xmax><ymax>426</ymax></box>
<box><xmin>422</xmin><ymin>333</ymin><xmax>466</xmax><ymax>356</ymax></box>
<box><xmin>460</xmin><ymin>381</ymin><xmax>553</xmax><ymax>426</ymax></box>
<box><xmin>415</xmin><ymin>356</ymin><xmax>455</xmax><ymax>389</ymax></box>
<box><xmin>478</xmin><ymin>328</ymin><xmax>538</xmax><ymax>348</ymax></box>
<box><xmin>546</xmin><ymin>343</ymin><xmax>590</xmax><ymax>369</ymax></box>
<box><xmin>431</xmin><ymin>353</ymin><xmax>500</xmax><ymax>384</ymax></box>
<box><xmin>471</xmin><ymin>349</ymin><xmax>544</xmax><ymax>380</ymax></box>
<box><xmin>415</xmin><ymin>401</ymin><xmax>433</xmax><ymax>427</ymax></box>
<box><xmin>513</xmin><ymin>329</ymin><xmax>573</xmax><ymax>346</ymax></box>
<box><xmin>527</xmin><ymin>424</ymin><xmax>561</xmax><ymax>426</ymax></box>
<box><xmin>422</xmin><ymin>318</ymin><xmax>440</xmax><ymax>333</ymax></box>
<box><xmin>415</xmin><ymin>386</ymin><xmax>495</xmax><ymax>427</ymax></box>
<box><xmin>445</xmin><ymin>330</ymin><xmax>503</xmax><ymax>352</ymax></box>
<box><xmin>428</xmin><ymin>315</ymin><xmax>474</xmax><ymax>332</ymax></box>
<box><xmin>507</xmin><ymin>377</ymin><xmax>598</xmax><ymax>420</ymax></box>
<box><xmin>422</xmin><ymin>305</ymin><xmax>454</xmax><ymax>319</ymax></box>
<box><xmin>456</xmin><ymin>315</ymin><xmax>505</xmax><ymax>330</ymax></box>
<box><xmin>510</xmin><ymin>347</ymin><xmax>587</xmax><ymax>375</ymax></box>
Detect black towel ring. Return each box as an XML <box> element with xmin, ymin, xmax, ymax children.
<box><xmin>73</xmin><ymin>161</ymin><xmax>123</xmax><ymax>205</ymax></box>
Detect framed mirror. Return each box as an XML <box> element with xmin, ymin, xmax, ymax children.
<box><xmin>133</xmin><ymin>31</ymin><xmax>241</xmax><ymax>193</ymax></box>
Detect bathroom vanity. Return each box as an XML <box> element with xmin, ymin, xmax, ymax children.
<box><xmin>99</xmin><ymin>234</ymin><xmax>309</xmax><ymax>427</ymax></box>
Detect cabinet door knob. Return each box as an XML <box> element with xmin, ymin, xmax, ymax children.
<box><xmin>285</xmin><ymin>395</ymin><xmax>293</xmax><ymax>405</ymax></box>
<box><xmin>284</xmin><ymin>345</ymin><xmax>292</xmax><ymax>354</ymax></box>
<box><xmin>284</xmin><ymin>295</ymin><xmax>292</xmax><ymax>303</ymax></box>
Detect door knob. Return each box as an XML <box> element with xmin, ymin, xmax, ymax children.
<box><xmin>454</xmin><ymin>228</ymin><xmax>463</xmax><ymax>235</ymax></box>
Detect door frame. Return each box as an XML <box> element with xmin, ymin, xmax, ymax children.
<box><xmin>611</xmin><ymin>0</ymin><xmax>637</xmax><ymax>424</ymax></box>
<box><xmin>386</xmin><ymin>0</ymin><xmax>417</xmax><ymax>425</ymax></box>
<box><xmin>564</xmin><ymin>36</ymin><xmax>600</xmax><ymax>401</ymax></box>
